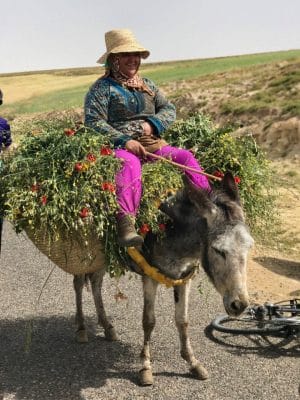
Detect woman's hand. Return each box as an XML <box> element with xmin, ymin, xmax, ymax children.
<box><xmin>125</xmin><ymin>139</ymin><xmax>147</xmax><ymax>157</ymax></box>
<box><xmin>141</xmin><ymin>122</ymin><xmax>154</xmax><ymax>136</ymax></box>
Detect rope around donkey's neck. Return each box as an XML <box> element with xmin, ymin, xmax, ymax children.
<box><xmin>127</xmin><ymin>246</ymin><xmax>196</xmax><ymax>287</ymax></box>
<box><xmin>145</xmin><ymin>151</ymin><xmax>222</xmax><ymax>182</ymax></box>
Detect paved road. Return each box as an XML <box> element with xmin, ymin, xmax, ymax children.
<box><xmin>0</xmin><ymin>221</ymin><xmax>299</xmax><ymax>400</ymax></box>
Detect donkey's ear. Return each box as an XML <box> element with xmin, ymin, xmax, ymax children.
<box><xmin>183</xmin><ymin>176</ymin><xmax>217</xmax><ymax>223</ymax></box>
<box><xmin>221</xmin><ymin>172</ymin><xmax>240</xmax><ymax>203</ymax></box>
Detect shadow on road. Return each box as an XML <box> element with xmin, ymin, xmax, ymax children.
<box><xmin>0</xmin><ymin>316</ymin><xmax>138</xmax><ymax>400</ymax></box>
<box><xmin>253</xmin><ymin>256</ymin><xmax>300</xmax><ymax>281</ymax></box>
<box><xmin>204</xmin><ymin>324</ymin><xmax>300</xmax><ymax>358</ymax></box>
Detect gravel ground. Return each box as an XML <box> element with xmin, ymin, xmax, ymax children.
<box><xmin>0</xmin><ymin>221</ymin><xmax>299</xmax><ymax>400</ymax></box>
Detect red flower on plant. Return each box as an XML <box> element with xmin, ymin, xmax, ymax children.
<box><xmin>74</xmin><ymin>162</ymin><xmax>83</xmax><ymax>172</ymax></box>
<box><xmin>234</xmin><ymin>176</ymin><xmax>241</xmax><ymax>184</ymax></box>
<box><xmin>40</xmin><ymin>195</ymin><xmax>47</xmax><ymax>205</ymax></box>
<box><xmin>64</xmin><ymin>128</ymin><xmax>75</xmax><ymax>136</ymax></box>
<box><xmin>213</xmin><ymin>170</ymin><xmax>224</xmax><ymax>178</ymax></box>
<box><xmin>79</xmin><ymin>207</ymin><xmax>89</xmax><ymax>218</ymax></box>
<box><xmin>139</xmin><ymin>223</ymin><xmax>151</xmax><ymax>235</ymax></box>
<box><xmin>31</xmin><ymin>183</ymin><xmax>40</xmax><ymax>192</ymax></box>
<box><xmin>101</xmin><ymin>182</ymin><xmax>115</xmax><ymax>192</ymax></box>
<box><xmin>100</xmin><ymin>146</ymin><xmax>113</xmax><ymax>156</ymax></box>
<box><xmin>158</xmin><ymin>223</ymin><xmax>166</xmax><ymax>231</ymax></box>
<box><xmin>86</xmin><ymin>153</ymin><xmax>96</xmax><ymax>163</ymax></box>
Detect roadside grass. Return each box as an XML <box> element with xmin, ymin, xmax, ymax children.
<box><xmin>1</xmin><ymin>49</ymin><xmax>300</xmax><ymax>117</ymax></box>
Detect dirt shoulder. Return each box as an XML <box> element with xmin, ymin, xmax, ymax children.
<box><xmin>246</xmin><ymin>160</ymin><xmax>300</xmax><ymax>304</ymax></box>
<box><xmin>248</xmin><ymin>249</ymin><xmax>300</xmax><ymax>303</ymax></box>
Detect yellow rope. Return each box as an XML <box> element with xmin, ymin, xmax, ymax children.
<box><xmin>127</xmin><ymin>247</ymin><xmax>195</xmax><ymax>288</ymax></box>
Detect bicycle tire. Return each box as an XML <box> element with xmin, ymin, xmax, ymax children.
<box><xmin>211</xmin><ymin>314</ymin><xmax>287</xmax><ymax>335</ymax></box>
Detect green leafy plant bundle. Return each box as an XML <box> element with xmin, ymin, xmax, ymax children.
<box><xmin>164</xmin><ymin>113</ymin><xmax>277</xmax><ymax>235</ymax></box>
<box><xmin>0</xmin><ymin>115</ymin><xmax>182</xmax><ymax>276</ymax></box>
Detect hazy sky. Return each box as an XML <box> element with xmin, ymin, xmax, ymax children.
<box><xmin>1</xmin><ymin>0</ymin><xmax>300</xmax><ymax>74</ymax></box>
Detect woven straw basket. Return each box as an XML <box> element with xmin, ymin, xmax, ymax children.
<box><xmin>25</xmin><ymin>227</ymin><xmax>105</xmax><ymax>275</ymax></box>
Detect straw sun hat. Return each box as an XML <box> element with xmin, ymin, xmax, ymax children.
<box><xmin>97</xmin><ymin>29</ymin><xmax>150</xmax><ymax>64</ymax></box>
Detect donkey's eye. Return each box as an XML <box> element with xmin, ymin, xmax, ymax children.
<box><xmin>214</xmin><ymin>248</ymin><xmax>226</xmax><ymax>259</ymax></box>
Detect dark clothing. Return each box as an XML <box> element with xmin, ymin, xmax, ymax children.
<box><xmin>0</xmin><ymin>117</ymin><xmax>12</xmax><ymax>152</ymax></box>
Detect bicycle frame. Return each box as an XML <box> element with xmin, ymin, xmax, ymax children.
<box><xmin>211</xmin><ymin>298</ymin><xmax>300</xmax><ymax>336</ymax></box>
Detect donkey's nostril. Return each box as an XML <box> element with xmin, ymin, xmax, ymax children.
<box><xmin>231</xmin><ymin>300</ymin><xmax>241</xmax><ymax>312</ymax></box>
<box><xmin>230</xmin><ymin>299</ymin><xmax>248</xmax><ymax>316</ymax></box>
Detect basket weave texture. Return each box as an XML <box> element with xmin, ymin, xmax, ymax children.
<box><xmin>25</xmin><ymin>227</ymin><xmax>105</xmax><ymax>275</ymax></box>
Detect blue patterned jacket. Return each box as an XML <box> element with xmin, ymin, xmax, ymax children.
<box><xmin>84</xmin><ymin>77</ymin><xmax>176</xmax><ymax>148</ymax></box>
<box><xmin>0</xmin><ymin>117</ymin><xmax>12</xmax><ymax>152</ymax></box>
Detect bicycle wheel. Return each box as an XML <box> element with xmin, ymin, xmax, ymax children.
<box><xmin>211</xmin><ymin>314</ymin><xmax>287</xmax><ymax>335</ymax></box>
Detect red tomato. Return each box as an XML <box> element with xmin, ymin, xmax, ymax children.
<box><xmin>86</xmin><ymin>153</ymin><xmax>96</xmax><ymax>162</ymax></box>
<box><xmin>139</xmin><ymin>223</ymin><xmax>151</xmax><ymax>235</ymax></box>
<box><xmin>100</xmin><ymin>146</ymin><xmax>113</xmax><ymax>156</ymax></box>
<box><xmin>31</xmin><ymin>183</ymin><xmax>40</xmax><ymax>192</ymax></box>
<box><xmin>64</xmin><ymin>128</ymin><xmax>75</xmax><ymax>136</ymax></box>
<box><xmin>40</xmin><ymin>195</ymin><xmax>47</xmax><ymax>205</ymax></box>
<box><xmin>75</xmin><ymin>162</ymin><xmax>83</xmax><ymax>172</ymax></box>
<box><xmin>101</xmin><ymin>182</ymin><xmax>115</xmax><ymax>192</ymax></box>
<box><xmin>158</xmin><ymin>223</ymin><xmax>166</xmax><ymax>231</ymax></box>
<box><xmin>79</xmin><ymin>207</ymin><xmax>89</xmax><ymax>218</ymax></box>
<box><xmin>213</xmin><ymin>170</ymin><xmax>224</xmax><ymax>178</ymax></box>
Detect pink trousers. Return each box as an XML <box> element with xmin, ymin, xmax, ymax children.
<box><xmin>115</xmin><ymin>145</ymin><xmax>211</xmax><ymax>218</ymax></box>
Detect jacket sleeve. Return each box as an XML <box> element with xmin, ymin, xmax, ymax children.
<box><xmin>84</xmin><ymin>80</ymin><xmax>132</xmax><ymax>148</ymax></box>
<box><xmin>143</xmin><ymin>78</ymin><xmax>176</xmax><ymax>136</ymax></box>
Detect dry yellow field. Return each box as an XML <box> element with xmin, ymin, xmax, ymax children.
<box><xmin>0</xmin><ymin>73</ymin><xmax>100</xmax><ymax>104</ymax></box>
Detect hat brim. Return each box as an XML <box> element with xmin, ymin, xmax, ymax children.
<box><xmin>97</xmin><ymin>47</ymin><xmax>150</xmax><ymax>65</ymax></box>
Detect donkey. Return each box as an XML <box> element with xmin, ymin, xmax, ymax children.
<box><xmin>73</xmin><ymin>172</ymin><xmax>254</xmax><ymax>385</ymax></box>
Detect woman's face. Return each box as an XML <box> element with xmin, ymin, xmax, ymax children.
<box><xmin>117</xmin><ymin>52</ymin><xmax>141</xmax><ymax>78</ymax></box>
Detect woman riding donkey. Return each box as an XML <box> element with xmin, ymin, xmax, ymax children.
<box><xmin>84</xmin><ymin>29</ymin><xmax>210</xmax><ymax>247</ymax></box>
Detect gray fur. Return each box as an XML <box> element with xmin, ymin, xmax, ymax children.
<box><xmin>73</xmin><ymin>172</ymin><xmax>253</xmax><ymax>384</ymax></box>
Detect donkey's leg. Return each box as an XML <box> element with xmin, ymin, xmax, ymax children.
<box><xmin>174</xmin><ymin>281</ymin><xmax>209</xmax><ymax>380</ymax></box>
<box><xmin>89</xmin><ymin>270</ymin><xmax>117</xmax><ymax>341</ymax></box>
<box><xmin>73</xmin><ymin>274</ymin><xmax>89</xmax><ymax>343</ymax></box>
<box><xmin>139</xmin><ymin>276</ymin><xmax>158</xmax><ymax>386</ymax></box>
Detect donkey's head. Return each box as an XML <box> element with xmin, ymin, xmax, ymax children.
<box><xmin>184</xmin><ymin>172</ymin><xmax>254</xmax><ymax>316</ymax></box>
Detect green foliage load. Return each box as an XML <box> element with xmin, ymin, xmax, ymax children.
<box><xmin>164</xmin><ymin>113</ymin><xmax>276</xmax><ymax>235</ymax></box>
<box><xmin>0</xmin><ymin>112</ymin><xmax>276</xmax><ymax>275</ymax></box>
<box><xmin>0</xmin><ymin>115</ymin><xmax>182</xmax><ymax>275</ymax></box>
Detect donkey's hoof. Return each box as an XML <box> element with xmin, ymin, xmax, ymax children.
<box><xmin>190</xmin><ymin>364</ymin><xmax>209</xmax><ymax>380</ymax></box>
<box><xmin>105</xmin><ymin>327</ymin><xmax>118</xmax><ymax>341</ymax></box>
<box><xmin>76</xmin><ymin>329</ymin><xmax>88</xmax><ymax>343</ymax></box>
<box><xmin>139</xmin><ymin>368</ymin><xmax>154</xmax><ymax>386</ymax></box>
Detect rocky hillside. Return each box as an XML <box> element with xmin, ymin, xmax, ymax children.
<box><xmin>163</xmin><ymin>58</ymin><xmax>300</xmax><ymax>160</ymax></box>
